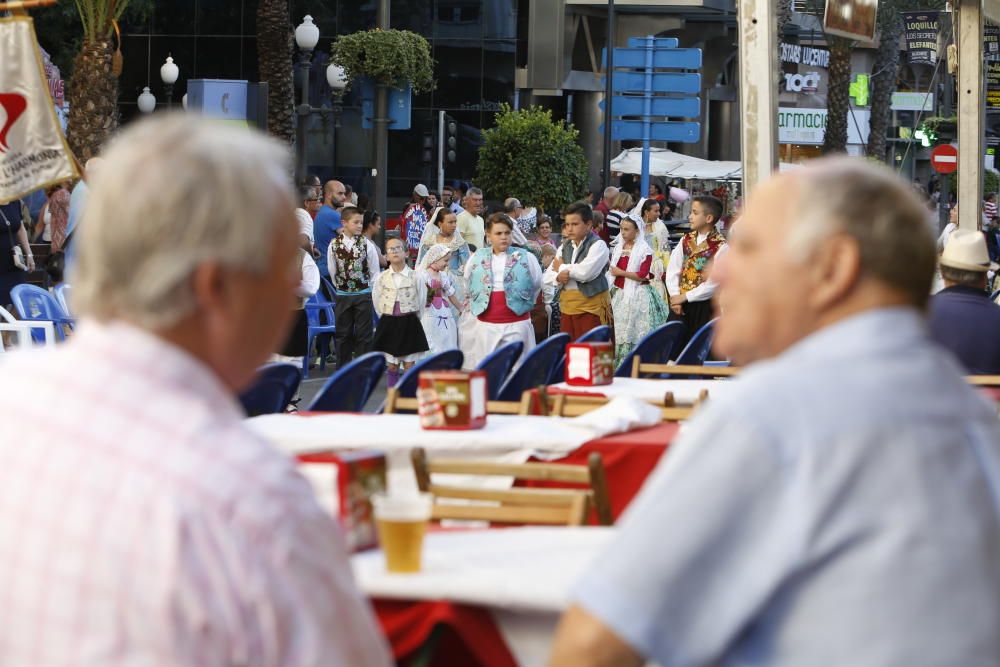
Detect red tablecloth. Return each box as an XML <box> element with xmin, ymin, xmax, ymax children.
<box><xmin>524</xmin><ymin>421</ymin><xmax>678</xmax><ymax>521</ymax></box>
<box><xmin>368</xmin><ymin>422</ymin><xmax>679</xmax><ymax>666</ymax></box>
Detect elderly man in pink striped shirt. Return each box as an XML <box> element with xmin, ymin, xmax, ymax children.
<box><xmin>0</xmin><ymin>116</ymin><xmax>391</xmax><ymax>666</ymax></box>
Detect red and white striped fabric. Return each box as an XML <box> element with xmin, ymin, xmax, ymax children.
<box><xmin>984</xmin><ymin>200</ymin><xmax>997</xmax><ymax>220</ymax></box>
<box><xmin>0</xmin><ymin>321</ymin><xmax>391</xmax><ymax>666</ymax></box>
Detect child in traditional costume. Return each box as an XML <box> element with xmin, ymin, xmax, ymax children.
<box><xmin>372</xmin><ymin>237</ymin><xmax>429</xmax><ymax>387</ymax></box>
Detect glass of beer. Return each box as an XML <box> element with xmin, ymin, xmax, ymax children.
<box><xmin>372</xmin><ymin>492</ymin><xmax>433</xmax><ymax>573</ymax></box>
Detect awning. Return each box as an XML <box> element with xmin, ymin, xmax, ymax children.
<box><xmin>610</xmin><ymin>147</ymin><xmax>797</xmax><ymax>180</ymax></box>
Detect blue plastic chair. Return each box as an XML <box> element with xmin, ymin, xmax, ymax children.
<box><xmin>11</xmin><ymin>284</ymin><xmax>70</xmax><ymax>343</ymax></box>
<box><xmin>303</xmin><ymin>292</ymin><xmax>336</xmax><ymax>379</ymax></box>
<box><xmin>54</xmin><ymin>283</ymin><xmax>72</xmax><ymax>317</ymax></box>
<box><xmin>394</xmin><ymin>349</ymin><xmax>465</xmax><ymax>399</ymax></box>
<box><xmin>550</xmin><ymin>325</ymin><xmax>612</xmax><ymax>384</ymax></box>
<box><xmin>672</xmin><ymin>318</ymin><xmax>718</xmax><ymax>368</ymax></box>
<box><xmin>992</xmin><ymin>289</ymin><xmax>1000</xmax><ymax>302</ymax></box>
<box><xmin>307</xmin><ymin>352</ymin><xmax>386</xmax><ymax>412</ymax></box>
<box><xmin>497</xmin><ymin>333</ymin><xmax>570</xmax><ymax>401</ymax></box>
<box><xmin>237</xmin><ymin>363</ymin><xmax>302</xmax><ymax>417</ymax></box>
<box><xmin>475</xmin><ymin>341</ymin><xmax>524</xmax><ymax>400</ymax></box>
<box><xmin>615</xmin><ymin>321</ymin><xmax>686</xmax><ymax>378</ymax></box>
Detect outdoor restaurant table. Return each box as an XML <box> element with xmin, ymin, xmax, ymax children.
<box><xmin>246</xmin><ymin>410</ymin><xmax>680</xmax><ymax>521</ymax></box>
<box><xmin>354</xmin><ymin>526</ymin><xmax>615</xmax><ymax>667</ymax></box>
<box><xmin>550</xmin><ymin>377</ymin><xmax>733</xmax><ymax>405</ymax></box>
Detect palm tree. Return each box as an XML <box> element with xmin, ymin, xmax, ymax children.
<box><xmin>822</xmin><ymin>36</ymin><xmax>853</xmax><ymax>154</ymax></box>
<box><xmin>66</xmin><ymin>0</ymin><xmax>134</xmax><ymax>162</ymax></box>
<box><xmin>865</xmin><ymin>6</ymin><xmax>903</xmax><ymax>161</ymax></box>
<box><xmin>256</xmin><ymin>0</ymin><xmax>294</xmax><ymax>144</ymax></box>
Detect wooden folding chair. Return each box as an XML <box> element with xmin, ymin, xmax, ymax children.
<box><xmin>411</xmin><ymin>447</ymin><xmax>613</xmax><ymax>526</ymax></box>
<box><xmin>631</xmin><ymin>359</ymin><xmax>741</xmax><ymax>379</ymax></box>
<box><xmin>384</xmin><ymin>388</ymin><xmax>528</xmax><ymax>415</ymax></box>
<box><xmin>967</xmin><ymin>375</ymin><xmax>1000</xmax><ymax>387</ymax></box>
<box><xmin>532</xmin><ymin>387</ymin><xmax>697</xmax><ymax>421</ymax></box>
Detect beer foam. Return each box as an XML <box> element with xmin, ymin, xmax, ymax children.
<box><xmin>372</xmin><ymin>492</ymin><xmax>433</xmax><ymax>521</ymax></box>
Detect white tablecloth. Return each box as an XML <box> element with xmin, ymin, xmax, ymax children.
<box><xmin>355</xmin><ymin>527</ymin><xmax>614</xmax><ymax>667</ymax></box>
<box><xmin>354</xmin><ymin>526</ymin><xmax>613</xmax><ymax>611</ymax></box>
<box><xmin>247</xmin><ymin>399</ymin><xmax>661</xmax><ymax>501</ymax></box>
<box><xmin>551</xmin><ymin>377</ymin><xmax>732</xmax><ymax>405</ymax></box>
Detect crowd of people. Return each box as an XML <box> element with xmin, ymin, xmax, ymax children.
<box><xmin>288</xmin><ymin>173</ymin><xmax>731</xmax><ymax>383</ymax></box>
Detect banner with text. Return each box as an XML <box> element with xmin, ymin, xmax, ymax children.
<box><xmin>902</xmin><ymin>12</ymin><xmax>940</xmax><ymax>66</ymax></box>
<box><xmin>0</xmin><ymin>16</ymin><xmax>78</xmax><ymax>204</ymax></box>
<box><xmin>988</xmin><ymin>61</ymin><xmax>1000</xmax><ymax>110</ymax></box>
<box><xmin>986</xmin><ymin>23</ymin><xmax>1000</xmax><ymax>61</ymax></box>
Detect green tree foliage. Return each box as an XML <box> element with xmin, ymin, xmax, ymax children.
<box><xmin>475</xmin><ymin>106</ymin><xmax>588</xmax><ymax>212</ymax></box>
<box><xmin>947</xmin><ymin>170</ymin><xmax>1000</xmax><ymax>198</ymax></box>
<box><xmin>331</xmin><ymin>29</ymin><xmax>435</xmax><ymax>93</ymax></box>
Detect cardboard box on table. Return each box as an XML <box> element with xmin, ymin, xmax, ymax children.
<box><xmin>564</xmin><ymin>342</ymin><xmax>615</xmax><ymax>386</ymax></box>
<box><xmin>417</xmin><ymin>370</ymin><xmax>488</xmax><ymax>429</ymax></box>
<box><xmin>296</xmin><ymin>450</ymin><xmax>386</xmax><ymax>552</ymax></box>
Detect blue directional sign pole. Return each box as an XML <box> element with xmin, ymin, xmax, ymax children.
<box><xmin>641</xmin><ymin>34</ymin><xmax>654</xmax><ymax>199</ymax></box>
<box><xmin>602</xmin><ymin>0</ymin><xmax>615</xmax><ymax>193</ymax></box>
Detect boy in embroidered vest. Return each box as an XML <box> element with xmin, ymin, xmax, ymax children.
<box><xmin>372</xmin><ymin>238</ymin><xmax>429</xmax><ymax>387</ymax></box>
<box><xmin>666</xmin><ymin>195</ymin><xmax>728</xmax><ymax>345</ymax></box>
<box><xmin>544</xmin><ymin>202</ymin><xmax>613</xmax><ymax>341</ymax></box>
<box><xmin>328</xmin><ymin>206</ymin><xmax>381</xmax><ymax>369</ymax></box>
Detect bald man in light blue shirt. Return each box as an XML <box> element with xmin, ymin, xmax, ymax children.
<box><xmin>549</xmin><ymin>158</ymin><xmax>1000</xmax><ymax>667</ymax></box>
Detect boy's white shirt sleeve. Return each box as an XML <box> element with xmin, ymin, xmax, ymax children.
<box><xmin>366</xmin><ymin>238</ymin><xmax>382</xmax><ymax>284</ymax></box>
<box><xmin>560</xmin><ymin>239</ymin><xmax>610</xmax><ymax>283</ymax></box>
<box><xmin>666</xmin><ymin>242</ymin><xmax>684</xmax><ymax>296</ymax></box>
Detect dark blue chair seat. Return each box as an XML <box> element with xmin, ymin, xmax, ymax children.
<box><xmin>497</xmin><ymin>333</ymin><xmax>570</xmax><ymax>402</ymax></box>
<box><xmin>11</xmin><ymin>284</ymin><xmax>71</xmax><ymax>343</ymax></box>
<box><xmin>551</xmin><ymin>325</ymin><xmax>612</xmax><ymax>384</ymax></box>
<box><xmin>307</xmin><ymin>351</ymin><xmax>387</xmax><ymax>413</ymax></box>
<box><xmin>238</xmin><ymin>363</ymin><xmax>302</xmax><ymax>416</ymax></box>
<box><xmin>615</xmin><ymin>321</ymin><xmax>686</xmax><ymax>378</ymax></box>
<box><xmin>663</xmin><ymin>318</ymin><xmax>718</xmax><ymax>378</ymax></box>
<box><xmin>384</xmin><ymin>349</ymin><xmax>465</xmax><ymax>412</ymax></box>
<box><xmin>475</xmin><ymin>341</ymin><xmax>524</xmax><ymax>400</ymax></box>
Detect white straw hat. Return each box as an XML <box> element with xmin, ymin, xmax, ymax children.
<box><xmin>940</xmin><ymin>229</ymin><xmax>999</xmax><ymax>272</ymax></box>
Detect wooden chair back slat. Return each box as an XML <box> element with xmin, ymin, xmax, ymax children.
<box><xmin>631</xmin><ymin>361</ymin><xmax>740</xmax><ymax>378</ymax></box>
<box><xmin>411</xmin><ymin>447</ymin><xmax>611</xmax><ymax>526</ymax></box>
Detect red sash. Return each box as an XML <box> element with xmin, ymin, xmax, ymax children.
<box><xmin>479</xmin><ymin>291</ymin><xmax>528</xmax><ymax>324</ymax></box>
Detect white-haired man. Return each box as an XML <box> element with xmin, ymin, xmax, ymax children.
<box><xmin>595</xmin><ymin>185</ymin><xmax>618</xmax><ymax>219</ymax></box>
<box><xmin>548</xmin><ymin>158</ymin><xmax>1000</xmax><ymax>667</ymax></box>
<box><xmin>0</xmin><ymin>116</ymin><xmax>391</xmax><ymax>666</ymax></box>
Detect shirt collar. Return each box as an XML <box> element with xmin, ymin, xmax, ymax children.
<box><xmin>72</xmin><ymin>320</ymin><xmax>243</xmax><ymax>418</ymax></box>
<box><xmin>774</xmin><ymin>307</ymin><xmax>926</xmax><ymax>368</ymax></box>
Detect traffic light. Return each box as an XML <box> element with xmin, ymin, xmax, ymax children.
<box><xmin>445</xmin><ymin>114</ymin><xmax>458</xmax><ymax>162</ymax></box>
<box><xmin>422</xmin><ymin>132</ymin><xmax>433</xmax><ymax>163</ymax></box>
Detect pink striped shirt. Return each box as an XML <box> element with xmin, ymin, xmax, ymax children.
<box><xmin>0</xmin><ymin>321</ymin><xmax>391</xmax><ymax>666</ymax></box>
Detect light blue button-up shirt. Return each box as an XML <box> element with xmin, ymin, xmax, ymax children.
<box><xmin>573</xmin><ymin>308</ymin><xmax>1000</xmax><ymax>666</ymax></box>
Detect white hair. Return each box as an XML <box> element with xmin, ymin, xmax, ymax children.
<box><xmin>71</xmin><ymin>114</ymin><xmax>295</xmax><ymax>329</ymax></box>
<box><xmin>783</xmin><ymin>156</ymin><xmax>937</xmax><ymax>306</ymax></box>
<box><xmin>603</xmin><ymin>186</ymin><xmax>619</xmax><ymax>199</ymax></box>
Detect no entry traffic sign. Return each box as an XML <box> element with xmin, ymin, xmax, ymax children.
<box><xmin>931</xmin><ymin>144</ymin><xmax>959</xmax><ymax>174</ymax></box>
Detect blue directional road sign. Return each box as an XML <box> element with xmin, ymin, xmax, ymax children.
<box><xmin>599</xmin><ymin>96</ymin><xmax>701</xmax><ymax>118</ymax></box>
<box><xmin>607</xmin><ymin>71</ymin><xmax>702</xmax><ymax>95</ymax></box>
<box><xmin>627</xmin><ymin>37</ymin><xmax>679</xmax><ymax>48</ymax></box>
<box><xmin>606</xmin><ymin>48</ymin><xmax>702</xmax><ymax>70</ymax></box>
<box><xmin>600</xmin><ymin>120</ymin><xmax>701</xmax><ymax>143</ymax></box>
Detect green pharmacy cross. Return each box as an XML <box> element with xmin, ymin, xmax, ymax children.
<box><xmin>849</xmin><ymin>74</ymin><xmax>870</xmax><ymax>107</ymax></box>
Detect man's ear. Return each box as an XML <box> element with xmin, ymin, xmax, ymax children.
<box><xmin>806</xmin><ymin>234</ymin><xmax>862</xmax><ymax>310</ymax></box>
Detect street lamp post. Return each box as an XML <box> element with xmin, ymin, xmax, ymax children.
<box><xmin>160</xmin><ymin>55</ymin><xmax>179</xmax><ymax>110</ymax></box>
<box><xmin>326</xmin><ymin>63</ymin><xmax>347</xmax><ymax>175</ymax></box>
<box><xmin>294</xmin><ymin>15</ymin><xmax>320</xmax><ymax>189</ymax></box>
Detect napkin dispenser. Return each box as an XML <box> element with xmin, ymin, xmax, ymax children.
<box><xmin>417</xmin><ymin>370</ymin><xmax>488</xmax><ymax>430</ymax></box>
<box><xmin>295</xmin><ymin>450</ymin><xmax>386</xmax><ymax>552</ymax></box>
<box><xmin>564</xmin><ymin>342</ymin><xmax>615</xmax><ymax>386</ymax></box>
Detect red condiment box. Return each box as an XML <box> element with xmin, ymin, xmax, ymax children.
<box><xmin>295</xmin><ymin>450</ymin><xmax>386</xmax><ymax>552</ymax></box>
<box><xmin>564</xmin><ymin>341</ymin><xmax>615</xmax><ymax>386</ymax></box>
<box><xmin>417</xmin><ymin>370</ymin><xmax>488</xmax><ymax>430</ymax></box>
